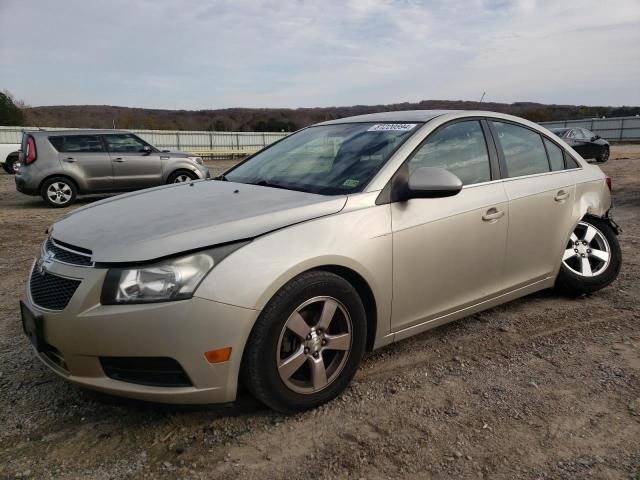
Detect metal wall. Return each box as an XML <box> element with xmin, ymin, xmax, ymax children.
<box><xmin>0</xmin><ymin>126</ymin><xmax>289</xmax><ymax>156</ymax></box>
<box><xmin>540</xmin><ymin>115</ymin><xmax>640</xmax><ymax>141</ymax></box>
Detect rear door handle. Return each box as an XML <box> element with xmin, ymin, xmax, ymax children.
<box><xmin>113</xmin><ymin>158</ymin><xmax>126</xmax><ymax>163</ymax></box>
<box><xmin>63</xmin><ymin>157</ymin><xmax>76</xmax><ymax>163</ymax></box>
<box><xmin>482</xmin><ymin>207</ymin><xmax>505</xmax><ymax>222</ymax></box>
<box><xmin>554</xmin><ymin>190</ymin><xmax>570</xmax><ymax>201</ymax></box>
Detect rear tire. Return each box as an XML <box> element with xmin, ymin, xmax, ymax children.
<box><xmin>596</xmin><ymin>147</ymin><xmax>609</xmax><ymax>163</ymax></box>
<box><xmin>167</xmin><ymin>170</ymin><xmax>197</xmax><ymax>183</ymax></box>
<box><xmin>41</xmin><ymin>177</ymin><xmax>77</xmax><ymax>208</ymax></box>
<box><xmin>3</xmin><ymin>153</ymin><xmax>20</xmax><ymax>174</ymax></box>
<box><xmin>241</xmin><ymin>271</ymin><xmax>367</xmax><ymax>413</ymax></box>
<box><xmin>555</xmin><ymin>216</ymin><xmax>621</xmax><ymax>295</ymax></box>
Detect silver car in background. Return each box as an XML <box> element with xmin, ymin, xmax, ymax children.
<box><xmin>20</xmin><ymin>111</ymin><xmax>621</xmax><ymax>413</ymax></box>
<box><xmin>15</xmin><ymin>130</ymin><xmax>209</xmax><ymax>207</ymax></box>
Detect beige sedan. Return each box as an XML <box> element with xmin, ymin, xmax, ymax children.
<box><xmin>21</xmin><ymin>110</ymin><xmax>621</xmax><ymax>413</ymax></box>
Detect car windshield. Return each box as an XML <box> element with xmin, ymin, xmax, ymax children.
<box><xmin>224</xmin><ymin>122</ymin><xmax>421</xmax><ymax>195</ymax></box>
<box><xmin>551</xmin><ymin>128</ymin><xmax>570</xmax><ymax>137</ymax></box>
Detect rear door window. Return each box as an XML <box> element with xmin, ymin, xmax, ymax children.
<box><xmin>492</xmin><ymin>121</ymin><xmax>550</xmax><ymax>177</ymax></box>
<box><xmin>408</xmin><ymin>120</ymin><xmax>491</xmax><ymax>185</ymax></box>
<box><xmin>49</xmin><ymin>135</ymin><xmax>105</xmax><ymax>153</ymax></box>
<box><xmin>104</xmin><ymin>134</ymin><xmax>147</xmax><ymax>153</ymax></box>
<box><xmin>543</xmin><ymin>138</ymin><xmax>565</xmax><ymax>171</ymax></box>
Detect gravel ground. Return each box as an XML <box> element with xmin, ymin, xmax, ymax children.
<box><xmin>0</xmin><ymin>148</ymin><xmax>638</xmax><ymax>479</ymax></box>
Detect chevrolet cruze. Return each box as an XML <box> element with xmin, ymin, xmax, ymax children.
<box><xmin>21</xmin><ymin>111</ymin><xmax>622</xmax><ymax>413</ymax></box>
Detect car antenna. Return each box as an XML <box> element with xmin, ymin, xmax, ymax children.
<box><xmin>477</xmin><ymin>92</ymin><xmax>486</xmax><ymax>108</ymax></box>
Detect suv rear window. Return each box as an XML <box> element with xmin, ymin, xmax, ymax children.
<box><xmin>49</xmin><ymin>135</ymin><xmax>105</xmax><ymax>153</ymax></box>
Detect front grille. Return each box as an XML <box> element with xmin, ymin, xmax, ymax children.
<box><xmin>100</xmin><ymin>357</ymin><xmax>193</xmax><ymax>387</ymax></box>
<box><xmin>45</xmin><ymin>238</ymin><xmax>93</xmax><ymax>267</ymax></box>
<box><xmin>29</xmin><ymin>265</ymin><xmax>81</xmax><ymax>311</ymax></box>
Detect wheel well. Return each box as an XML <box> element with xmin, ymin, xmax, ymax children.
<box><xmin>312</xmin><ymin>265</ymin><xmax>377</xmax><ymax>351</ymax></box>
<box><xmin>168</xmin><ymin>169</ymin><xmax>196</xmax><ymax>181</ymax></box>
<box><xmin>38</xmin><ymin>174</ymin><xmax>79</xmax><ymax>195</ymax></box>
<box><xmin>584</xmin><ymin>212</ymin><xmax>620</xmax><ymax>235</ymax></box>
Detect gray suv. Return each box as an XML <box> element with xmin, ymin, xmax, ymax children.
<box><xmin>15</xmin><ymin>130</ymin><xmax>210</xmax><ymax>207</ymax></box>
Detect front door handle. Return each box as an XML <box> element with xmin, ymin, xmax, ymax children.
<box><xmin>554</xmin><ymin>190</ymin><xmax>570</xmax><ymax>202</ymax></box>
<box><xmin>63</xmin><ymin>157</ymin><xmax>76</xmax><ymax>163</ymax></box>
<box><xmin>482</xmin><ymin>207</ymin><xmax>505</xmax><ymax>222</ymax></box>
<box><xmin>113</xmin><ymin>158</ymin><xmax>126</xmax><ymax>163</ymax></box>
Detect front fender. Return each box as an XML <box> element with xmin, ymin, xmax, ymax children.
<box><xmin>195</xmin><ymin>197</ymin><xmax>393</xmax><ymax>348</ymax></box>
<box><xmin>162</xmin><ymin>160</ymin><xmax>206</xmax><ymax>181</ymax></box>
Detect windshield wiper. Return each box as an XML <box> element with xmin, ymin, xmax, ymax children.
<box><xmin>250</xmin><ymin>180</ymin><xmax>291</xmax><ymax>191</ymax></box>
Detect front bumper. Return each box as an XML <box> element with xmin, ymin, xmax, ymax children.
<box><xmin>22</xmin><ymin>259</ymin><xmax>259</xmax><ymax>404</ymax></box>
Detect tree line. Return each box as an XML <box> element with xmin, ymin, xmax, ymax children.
<box><xmin>1</xmin><ymin>91</ymin><xmax>638</xmax><ymax>131</ymax></box>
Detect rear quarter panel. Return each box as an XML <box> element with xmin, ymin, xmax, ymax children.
<box><xmin>18</xmin><ymin>134</ymin><xmax>77</xmax><ymax>192</ymax></box>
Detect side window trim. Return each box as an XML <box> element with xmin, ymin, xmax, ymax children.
<box><xmin>540</xmin><ymin>136</ymin><xmax>554</xmax><ymax>171</ymax></box>
<box><xmin>486</xmin><ymin>120</ymin><xmax>508</xmax><ymax>180</ymax></box>
<box><xmin>480</xmin><ymin>118</ymin><xmax>502</xmax><ymax>180</ymax></box>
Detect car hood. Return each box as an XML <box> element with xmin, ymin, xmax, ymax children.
<box><xmin>51</xmin><ymin>181</ymin><xmax>347</xmax><ymax>263</ymax></box>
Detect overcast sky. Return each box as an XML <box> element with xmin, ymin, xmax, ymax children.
<box><xmin>1</xmin><ymin>0</ymin><xmax>638</xmax><ymax>109</ymax></box>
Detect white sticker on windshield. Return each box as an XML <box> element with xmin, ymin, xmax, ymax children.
<box><xmin>367</xmin><ymin>123</ymin><xmax>417</xmax><ymax>132</ymax></box>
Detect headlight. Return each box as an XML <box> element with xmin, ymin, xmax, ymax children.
<box><xmin>101</xmin><ymin>243</ymin><xmax>248</xmax><ymax>305</ymax></box>
<box><xmin>188</xmin><ymin>156</ymin><xmax>203</xmax><ymax>165</ymax></box>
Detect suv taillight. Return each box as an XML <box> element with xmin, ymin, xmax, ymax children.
<box><xmin>25</xmin><ymin>136</ymin><xmax>37</xmax><ymax>164</ymax></box>
<box><xmin>605</xmin><ymin>175</ymin><xmax>612</xmax><ymax>191</ymax></box>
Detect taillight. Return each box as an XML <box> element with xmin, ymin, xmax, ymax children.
<box><xmin>605</xmin><ymin>175</ymin><xmax>612</xmax><ymax>191</ymax></box>
<box><xmin>25</xmin><ymin>136</ymin><xmax>37</xmax><ymax>164</ymax></box>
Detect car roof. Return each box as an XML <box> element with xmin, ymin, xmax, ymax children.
<box><xmin>28</xmin><ymin>129</ymin><xmax>132</xmax><ymax>136</ymax></box>
<box><xmin>317</xmin><ymin>110</ymin><xmax>455</xmax><ymax>125</ymax></box>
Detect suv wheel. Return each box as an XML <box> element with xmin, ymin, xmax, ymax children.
<box><xmin>41</xmin><ymin>177</ymin><xmax>77</xmax><ymax>208</ymax></box>
<box><xmin>242</xmin><ymin>271</ymin><xmax>367</xmax><ymax>413</ymax></box>
<box><xmin>555</xmin><ymin>217</ymin><xmax>621</xmax><ymax>295</ymax></box>
<box><xmin>168</xmin><ymin>170</ymin><xmax>197</xmax><ymax>183</ymax></box>
<box><xmin>3</xmin><ymin>153</ymin><xmax>20</xmax><ymax>174</ymax></box>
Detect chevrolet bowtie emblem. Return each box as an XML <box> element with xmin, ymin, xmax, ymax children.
<box><xmin>37</xmin><ymin>251</ymin><xmax>55</xmax><ymax>276</ymax></box>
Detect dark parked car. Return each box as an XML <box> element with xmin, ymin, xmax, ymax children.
<box><xmin>551</xmin><ymin>127</ymin><xmax>609</xmax><ymax>163</ymax></box>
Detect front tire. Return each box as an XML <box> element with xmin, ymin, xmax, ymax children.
<box><xmin>41</xmin><ymin>177</ymin><xmax>77</xmax><ymax>208</ymax></box>
<box><xmin>167</xmin><ymin>170</ymin><xmax>197</xmax><ymax>183</ymax></box>
<box><xmin>555</xmin><ymin>217</ymin><xmax>621</xmax><ymax>295</ymax></box>
<box><xmin>242</xmin><ymin>271</ymin><xmax>367</xmax><ymax>413</ymax></box>
<box><xmin>596</xmin><ymin>147</ymin><xmax>609</xmax><ymax>163</ymax></box>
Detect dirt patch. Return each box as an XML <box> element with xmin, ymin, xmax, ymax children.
<box><xmin>0</xmin><ymin>150</ymin><xmax>638</xmax><ymax>479</ymax></box>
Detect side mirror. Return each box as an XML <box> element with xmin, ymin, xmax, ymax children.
<box><xmin>142</xmin><ymin>145</ymin><xmax>152</xmax><ymax>155</ymax></box>
<box><xmin>395</xmin><ymin>167</ymin><xmax>463</xmax><ymax>201</ymax></box>
<box><xmin>591</xmin><ymin>135</ymin><xmax>600</xmax><ymax>141</ymax></box>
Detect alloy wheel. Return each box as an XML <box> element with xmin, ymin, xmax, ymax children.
<box><xmin>562</xmin><ymin>221</ymin><xmax>611</xmax><ymax>277</ymax></box>
<box><xmin>11</xmin><ymin>158</ymin><xmax>20</xmax><ymax>173</ymax></box>
<box><xmin>173</xmin><ymin>174</ymin><xmax>192</xmax><ymax>183</ymax></box>
<box><xmin>46</xmin><ymin>182</ymin><xmax>73</xmax><ymax>205</ymax></box>
<box><xmin>276</xmin><ymin>296</ymin><xmax>352</xmax><ymax>394</ymax></box>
